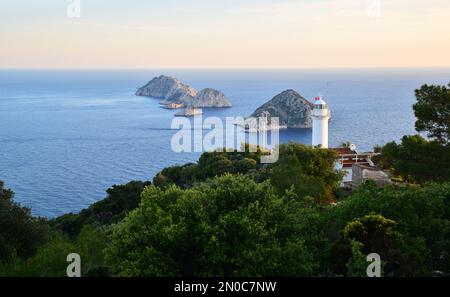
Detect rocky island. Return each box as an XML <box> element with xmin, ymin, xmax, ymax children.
<box><xmin>191</xmin><ymin>88</ymin><xmax>232</xmax><ymax>108</ymax></box>
<box><xmin>136</xmin><ymin>75</ymin><xmax>232</xmax><ymax>108</ymax></box>
<box><xmin>242</xmin><ymin>89</ymin><xmax>314</xmax><ymax>131</ymax></box>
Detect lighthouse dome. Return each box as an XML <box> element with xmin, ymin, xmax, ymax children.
<box><xmin>313</xmin><ymin>96</ymin><xmax>328</xmax><ymax>109</ymax></box>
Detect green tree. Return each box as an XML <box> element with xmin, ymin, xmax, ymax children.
<box><xmin>51</xmin><ymin>181</ymin><xmax>151</xmax><ymax>237</ymax></box>
<box><xmin>343</xmin><ymin>214</ymin><xmax>402</xmax><ymax>275</ymax></box>
<box><xmin>0</xmin><ymin>225</ymin><xmax>108</xmax><ymax>277</ymax></box>
<box><xmin>268</xmin><ymin>143</ymin><xmax>344</xmax><ymax>202</ymax></box>
<box><xmin>326</xmin><ymin>182</ymin><xmax>450</xmax><ymax>276</ymax></box>
<box><xmin>106</xmin><ymin>174</ymin><xmax>318</xmax><ymax>276</ymax></box>
<box><xmin>379</xmin><ymin>135</ymin><xmax>450</xmax><ymax>183</ymax></box>
<box><xmin>153</xmin><ymin>163</ymin><xmax>198</xmax><ymax>189</ymax></box>
<box><xmin>375</xmin><ymin>83</ymin><xmax>450</xmax><ymax>183</ymax></box>
<box><xmin>0</xmin><ymin>181</ymin><xmax>48</xmax><ymax>263</ymax></box>
<box><xmin>0</xmin><ymin>234</ymin><xmax>75</xmax><ymax>277</ymax></box>
<box><xmin>153</xmin><ymin>150</ymin><xmax>261</xmax><ymax>189</ymax></box>
<box><xmin>152</xmin><ymin>143</ymin><xmax>343</xmax><ymax>203</ymax></box>
<box><xmin>76</xmin><ymin>225</ymin><xmax>108</xmax><ymax>276</ymax></box>
<box><xmin>413</xmin><ymin>83</ymin><xmax>450</xmax><ymax>144</ymax></box>
<box><xmin>343</xmin><ymin>214</ymin><xmax>402</xmax><ymax>252</ymax></box>
<box><xmin>345</xmin><ymin>240</ymin><xmax>368</xmax><ymax>277</ymax></box>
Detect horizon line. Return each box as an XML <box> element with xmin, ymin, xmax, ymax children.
<box><xmin>2</xmin><ymin>66</ymin><xmax>450</xmax><ymax>71</ymax></box>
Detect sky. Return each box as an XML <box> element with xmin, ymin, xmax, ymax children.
<box><xmin>1</xmin><ymin>0</ymin><xmax>449</xmax><ymax>69</ymax></box>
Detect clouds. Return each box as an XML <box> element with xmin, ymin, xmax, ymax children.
<box><xmin>0</xmin><ymin>0</ymin><xmax>449</xmax><ymax>69</ymax></box>
<box><xmin>228</xmin><ymin>0</ymin><xmax>450</xmax><ymax>20</ymax></box>
<box><xmin>65</xmin><ymin>21</ymin><xmax>174</xmax><ymax>32</ymax></box>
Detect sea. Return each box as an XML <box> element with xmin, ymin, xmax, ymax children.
<box><xmin>0</xmin><ymin>68</ymin><xmax>449</xmax><ymax>217</ymax></box>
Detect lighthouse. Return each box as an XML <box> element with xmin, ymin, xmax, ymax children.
<box><xmin>312</xmin><ymin>96</ymin><xmax>330</xmax><ymax>148</ymax></box>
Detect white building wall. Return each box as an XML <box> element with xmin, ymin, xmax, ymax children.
<box><xmin>312</xmin><ymin>108</ymin><xmax>330</xmax><ymax>148</ymax></box>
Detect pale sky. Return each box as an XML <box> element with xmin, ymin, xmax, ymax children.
<box><xmin>1</xmin><ymin>0</ymin><xmax>449</xmax><ymax>69</ymax></box>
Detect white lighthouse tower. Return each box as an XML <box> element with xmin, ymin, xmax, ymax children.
<box><xmin>312</xmin><ymin>96</ymin><xmax>331</xmax><ymax>148</ymax></box>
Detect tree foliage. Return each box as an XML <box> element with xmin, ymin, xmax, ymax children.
<box><xmin>378</xmin><ymin>135</ymin><xmax>450</xmax><ymax>183</ymax></box>
<box><xmin>106</xmin><ymin>174</ymin><xmax>318</xmax><ymax>276</ymax></box>
<box><xmin>413</xmin><ymin>83</ymin><xmax>450</xmax><ymax>144</ymax></box>
<box><xmin>376</xmin><ymin>83</ymin><xmax>450</xmax><ymax>183</ymax></box>
<box><xmin>343</xmin><ymin>214</ymin><xmax>403</xmax><ymax>275</ymax></box>
<box><xmin>51</xmin><ymin>181</ymin><xmax>150</xmax><ymax>237</ymax></box>
<box><xmin>0</xmin><ymin>181</ymin><xmax>48</xmax><ymax>263</ymax></box>
<box><xmin>153</xmin><ymin>148</ymin><xmax>262</xmax><ymax>189</ymax></box>
<box><xmin>326</xmin><ymin>182</ymin><xmax>450</xmax><ymax>276</ymax></box>
<box><xmin>153</xmin><ymin>143</ymin><xmax>343</xmax><ymax>203</ymax></box>
<box><xmin>0</xmin><ymin>225</ymin><xmax>107</xmax><ymax>277</ymax></box>
<box><xmin>267</xmin><ymin>143</ymin><xmax>343</xmax><ymax>202</ymax></box>
<box><xmin>345</xmin><ymin>240</ymin><xmax>369</xmax><ymax>277</ymax></box>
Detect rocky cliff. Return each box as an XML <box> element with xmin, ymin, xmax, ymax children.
<box><xmin>135</xmin><ymin>75</ymin><xmax>197</xmax><ymax>102</ymax></box>
<box><xmin>191</xmin><ymin>88</ymin><xmax>232</xmax><ymax>108</ymax></box>
<box><xmin>136</xmin><ymin>75</ymin><xmax>232</xmax><ymax>108</ymax></box>
<box><xmin>248</xmin><ymin>89</ymin><xmax>314</xmax><ymax>129</ymax></box>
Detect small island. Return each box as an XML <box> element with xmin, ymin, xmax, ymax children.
<box><xmin>241</xmin><ymin>89</ymin><xmax>314</xmax><ymax>131</ymax></box>
<box><xmin>136</xmin><ymin>75</ymin><xmax>232</xmax><ymax>109</ymax></box>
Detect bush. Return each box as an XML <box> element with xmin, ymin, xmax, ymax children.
<box><xmin>0</xmin><ymin>181</ymin><xmax>49</xmax><ymax>263</ymax></box>
<box><xmin>51</xmin><ymin>181</ymin><xmax>150</xmax><ymax>237</ymax></box>
<box><xmin>106</xmin><ymin>174</ymin><xmax>319</xmax><ymax>276</ymax></box>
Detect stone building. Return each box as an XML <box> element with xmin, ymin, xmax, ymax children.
<box><xmin>351</xmin><ymin>163</ymin><xmax>391</xmax><ymax>187</ymax></box>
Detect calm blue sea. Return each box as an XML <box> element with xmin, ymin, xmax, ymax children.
<box><xmin>0</xmin><ymin>69</ymin><xmax>449</xmax><ymax>217</ymax></box>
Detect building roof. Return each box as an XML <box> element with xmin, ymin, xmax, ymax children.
<box><xmin>331</xmin><ymin>148</ymin><xmax>375</xmax><ymax>169</ymax></box>
<box><xmin>330</xmin><ymin>147</ymin><xmax>357</xmax><ymax>155</ymax></box>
